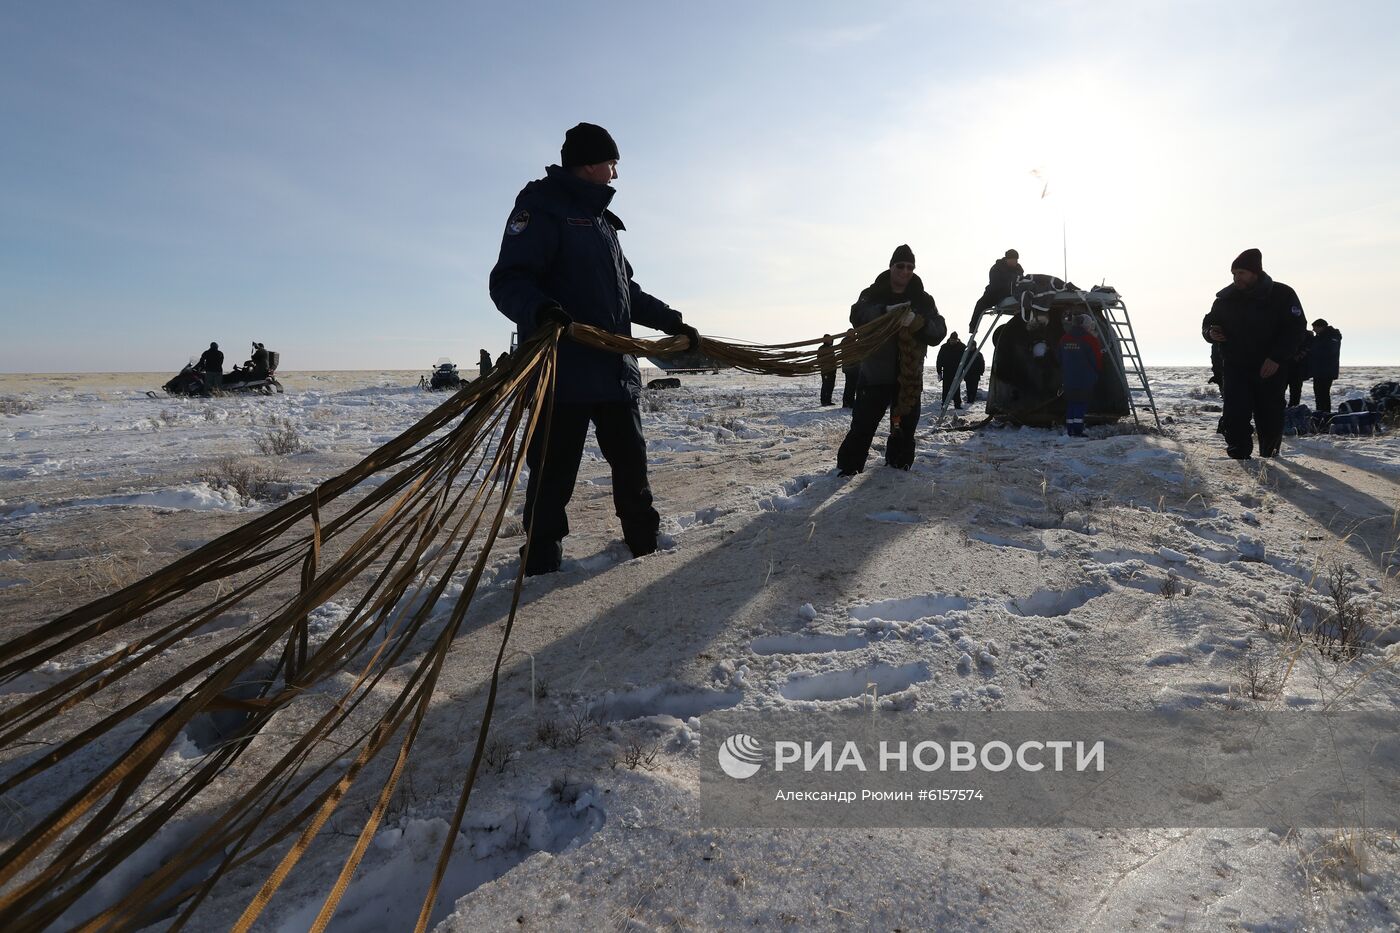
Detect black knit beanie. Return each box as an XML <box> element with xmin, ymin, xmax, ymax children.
<box><xmin>561</xmin><ymin>123</ymin><xmax>620</xmax><ymax>168</ymax></box>
<box><xmin>890</xmin><ymin>244</ymin><xmax>915</xmax><ymax>267</ymax></box>
<box><xmin>1231</xmin><ymin>248</ymin><xmax>1263</xmax><ymax>275</ymax></box>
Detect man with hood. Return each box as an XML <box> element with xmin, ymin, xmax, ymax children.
<box><xmin>197</xmin><ymin>342</ymin><xmax>223</xmax><ymax>391</ymax></box>
<box><xmin>1308</xmin><ymin>318</ymin><xmax>1343</xmax><ymax>413</ymax></box>
<box><xmin>1202</xmin><ymin>248</ymin><xmax>1306</xmax><ymax>459</ymax></box>
<box><xmin>836</xmin><ymin>245</ymin><xmax>947</xmax><ymax>474</ymax></box>
<box><xmin>250</xmin><ymin>342</ymin><xmax>271</xmax><ymax>378</ymax></box>
<box><xmin>489</xmin><ymin>122</ymin><xmax>701</xmax><ymax>576</ymax></box>
<box><xmin>970</xmin><ymin>249</ymin><xmax>1024</xmax><ymax>332</ymax></box>
<box><xmin>479</xmin><ymin>348</ymin><xmax>494</xmax><ymax>379</ymax></box>
<box><xmin>936</xmin><ymin>331</ymin><xmax>966</xmax><ymax>409</ymax></box>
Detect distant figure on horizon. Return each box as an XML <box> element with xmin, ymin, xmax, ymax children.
<box><xmin>489</xmin><ymin>121</ymin><xmax>701</xmax><ymax>575</ymax></box>
<box><xmin>839</xmin><ymin>328</ymin><xmax>859</xmax><ymax>408</ymax></box>
<box><xmin>970</xmin><ymin>249</ymin><xmax>1024</xmax><ymax>332</ymax></box>
<box><xmin>964</xmin><ymin>342</ymin><xmax>985</xmax><ymax>403</ymax></box>
<box><xmin>1309</xmin><ymin>318</ymin><xmax>1343</xmax><ymax>413</ymax></box>
<box><xmin>196</xmin><ymin>342</ymin><xmax>223</xmax><ymax>391</ymax></box>
<box><xmin>936</xmin><ymin>332</ymin><xmax>965</xmax><ymax>409</ymax></box>
<box><xmin>818</xmin><ymin>334</ymin><xmax>837</xmax><ymax>406</ymax></box>
<box><xmin>250</xmin><ymin>342</ymin><xmax>271</xmax><ymax>378</ymax></box>
<box><xmin>479</xmin><ymin>348</ymin><xmax>493</xmax><ymax>379</ymax></box>
<box><xmin>1203</xmin><ymin>248</ymin><xmax>1306</xmax><ymax>459</ymax></box>
<box><xmin>836</xmin><ymin>244</ymin><xmax>947</xmax><ymax>475</ymax></box>
<box><xmin>1058</xmin><ymin>314</ymin><xmax>1103</xmax><ymax>437</ymax></box>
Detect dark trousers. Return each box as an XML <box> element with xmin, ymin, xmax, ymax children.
<box><xmin>965</xmin><ymin>377</ymin><xmax>980</xmax><ymax>403</ymax></box>
<box><xmin>1314</xmin><ymin>377</ymin><xmax>1334</xmax><ymax>413</ymax></box>
<box><xmin>820</xmin><ymin>371</ymin><xmax>836</xmax><ymax>405</ymax></box>
<box><xmin>523</xmin><ymin>400</ymin><xmax>658</xmax><ymax>573</ymax></box>
<box><xmin>1287</xmin><ymin>370</ymin><xmax>1306</xmax><ymax>408</ymax></box>
<box><xmin>841</xmin><ymin>370</ymin><xmax>858</xmax><ymax>408</ymax></box>
<box><xmin>837</xmin><ymin>383</ymin><xmax>920</xmax><ymax>473</ymax></box>
<box><xmin>1221</xmin><ymin>361</ymin><xmax>1286</xmax><ymax>459</ymax></box>
<box><xmin>940</xmin><ymin>378</ymin><xmax>962</xmax><ymax>409</ymax></box>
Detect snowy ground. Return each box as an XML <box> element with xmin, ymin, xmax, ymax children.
<box><xmin>3</xmin><ymin>366</ymin><xmax>1400</xmax><ymax>930</ymax></box>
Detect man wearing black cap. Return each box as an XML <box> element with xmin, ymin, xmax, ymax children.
<box><xmin>1308</xmin><ymin>318</ymin><xmax>1343</xmax><ymax>413</ymax></box>
<box><xmin>970</xmin><ymin>249</ymin><xmax>1024</xmax><ymax>332</ymax></box>
<box><xmin>1202</xmin><ymin>248</ymin><xmax>1306</xmax><ymax>459</ymax></box>
<box><xmin>490</xmin><ymin>122</ymin><xmax>701</xmax><ymax>576</ymax></box>
<box><xmin>836</xmin><ymin>245</ymin><xmax>947</xmax><ymax>474</ymax></box>
<box><xmin>197</xmin><ymin>342</ymin><xmax>223</xmax><ymax>391</ymax></box>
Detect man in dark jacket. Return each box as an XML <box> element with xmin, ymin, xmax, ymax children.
<box><xmin>964</xmin><ymin>344</ymin><xmax>986</xmax><ymax>403</ymax></box>
<box><xmin>1202</xmin><ymin>248</ymin><xmax>1306</xmax><ymax>459</ymax></box>
<box><xmin>1308</xmin><ymin>318</ymin><xmax>1343</xmax><ymax>413</ymax></box>
<box><xmin>817</xmin><ymin>334</ymin><xmax>837</xmax><ymax>405</ymax></box>
<box><xmin>839</xmin><ymin>329</ymin><xmax>859</xmax><ymax>408</ymax></box>
<box><xmin>936</xmin><ymin>332</ymin><xmax>966</xmax><ymax>409</ymax></box>
<box><xmin>250</xmin><ymin>342</ymin><xmax>271</xmax><ymax>377</ymax></box>
<box><xmin>970</xmin><ymin>249</ymin><xmax>1024</xmax><ymax>332</ymax></box>
<box><xmin>836</xmin><ymin>245</ymin><xmax>947</xmax><ymax>474</ymax></box>
<box><xmin>197</xmin><ymin>342</ymin><xmax>223</xmax><ymax>391</ymax></box>
<box><xmin>479</xmin><ymin>348</ymin><xmax>494</xmax><ymax>379</ymax></box>
<box><xmin>489</xmin><ymin>122</ymin><xmax>700</xmax><ymax>575</ymax></box>
<box><xmin>1285</xmin><ymin>329</ymin><xmax>1314</xmax><ymax>408</ymax></box>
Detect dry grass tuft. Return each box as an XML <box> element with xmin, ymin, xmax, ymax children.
<box><xmin>254</xmin><ymin>417</ymin><xmax>304</xmax><ymax>456</ymax></box>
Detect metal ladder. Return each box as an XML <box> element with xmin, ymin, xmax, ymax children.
<box><xmin>1088</xmin><ymin>294</ymin><xmax>1160</xmax><ymax>430</ymax></box>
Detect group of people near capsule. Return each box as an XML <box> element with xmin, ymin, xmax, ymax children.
<box><xmin>1203</xmin><ymin>248</ymin><xmax>1341</xmax><ymax>459</ymax></box>
<box><xmin>488</xmin><ymin>122</ymin><xmax>1113</xmax><ymax>575</ymax></box>
<box><xmin>491</xmin><ymin>124</ymin><xmax>1330</xmax><ymax>578</ymax></box>
<box><xmin>194</xmin><ymin>341</ymin><xmax>273</xmax><ymax>390</ymax></box>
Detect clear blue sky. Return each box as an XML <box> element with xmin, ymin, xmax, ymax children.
<box><xmin>3</xmin><ymin>1</ymin><xmax>1397</xmax><ymax>372</ymax></box>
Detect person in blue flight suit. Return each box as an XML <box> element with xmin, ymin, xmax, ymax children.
<box><xmin>490</xmin><ymin>122</ymin><xmax>700</xmax><ymax>576</ymax></box>
<box><xmin>1057</xmin><ymin>314</ymin><xmax>1103</xmax><ymax>437</ymax></box>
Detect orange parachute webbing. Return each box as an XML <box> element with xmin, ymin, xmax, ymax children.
<box><xmin>0</xmin><ymin>311</ymin><xmax>910</xmax><ymax>930</ymax></box>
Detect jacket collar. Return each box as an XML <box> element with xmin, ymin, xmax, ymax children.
<box><xmin>1216</xmin><ymin>271</ymin><xmax>1274</xmax><ymax>300</ymax></box>
<box><xmin>546</xmin><ymin>164</ymin><xmax>616</xmax><ymax>217</ymax></box>
<box><xmin>869</xmin><ymin>269</ymin><xmax>927</xmax><ymax>300</ymax></box>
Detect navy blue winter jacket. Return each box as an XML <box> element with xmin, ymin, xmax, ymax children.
<box><xmin>1308</xmin><ymin>326</ymin><xmax>1341</xmax><ymax>381</ymax></box>
<box><xmin>1201</xmin><ymin>273</ymin><xmax>1306</xmax><ymax>369</ymax></box>
<box><xmin>490</xmin><ymin>165</ymin><xmax>684</xmax><ymax>403</ymax></box>
<box><xmin>848</xmin><ymin>272</ymin><xmax>946</xmax><ymax>386</ymax></box>
<box><xmin>1058</xmin><ymin>327</ymin><xmax>1103</xmax><ymax>401</ymax></box>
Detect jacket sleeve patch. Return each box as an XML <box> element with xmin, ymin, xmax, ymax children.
<box><xmin>1291</xmin><ymin>305</ymin><xmax>1303</xmax><ymax>316</ymax></box>
<box><xmin>506</xmin><ymin>210</ymin><xmax>530</xmax><ymax>236</ymax></box>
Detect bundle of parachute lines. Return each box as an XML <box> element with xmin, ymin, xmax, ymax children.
<box><xmin>0</xmin><ymin>314</ymin><xmax>908</xmax><ymax>932</ymax></box>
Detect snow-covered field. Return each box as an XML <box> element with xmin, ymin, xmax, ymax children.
<box><xmin>3</xmin><ymin>366</ymin><xmax>1400</xmax><ymax>930</ymax></box>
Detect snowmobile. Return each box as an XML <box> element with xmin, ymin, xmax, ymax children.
<box><xmin>980</xmin><ymin>275</ymin><xmax>1131</xmax><ymax>428</ymax></box>
<box><xmin>157</xmin><ymin>351</ymin><xmax>284</xmax><ymax>397</ymax></box>
<box><xmin>644</xmin><ymin>349</ymin><xmax>729</xmax><ymax>376</ymax></box>
<box><xmin>421</xmin><ymin>359</ymin><xmax>462</xmax><ymax>391</ymax></box>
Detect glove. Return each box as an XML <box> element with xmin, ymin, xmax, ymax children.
<box><xmin>899</xmin><ymin>311</ymin><xmax>918</xmax><ymax>328</ymax></box>
<box><xmin>537</xmin><ymin>302</ymin><xmax>572</xmax><ymax>330</ymax></box>
<box><xmin>677</xmin><ymin>323</ymin><xmax>701</xmax><ymax>352</ymax></box>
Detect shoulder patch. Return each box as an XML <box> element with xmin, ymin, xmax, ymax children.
<box><xmin>1291</xmin><ymin>306</ymin><xmax>1302</xmax><ymax>316</ymax></box>
<box><xmin>505</xmin><ymin>210</ymin><xmax>530</xmax><ymax>236</ymax></box>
